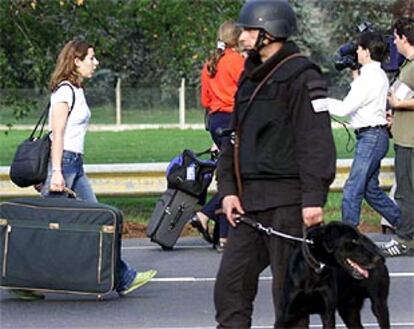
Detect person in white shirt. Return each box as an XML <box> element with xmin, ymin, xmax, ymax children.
<box><xmin>327</xmin><ymin>30</ymin><xmax>401</xmax><ymax>228</ymax></box>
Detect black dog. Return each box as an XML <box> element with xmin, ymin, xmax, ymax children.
<box><xmin>275</xmin><ymin>222</ymin><xmax>390</xmax><ymax>329</ymax></box>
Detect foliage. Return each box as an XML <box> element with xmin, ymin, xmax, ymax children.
<box><xmin>1</xmin><ymin>0</ymin><xmax>410</xmax><ymax>103</ymax></box>
<box><xmin>132</xmin><ymin>0</ymin><xmax>243</xmax><ymax>87</ymax></box>
<box><xmin>0</xmin><ymin>0</ymin><xmax>155</xmax><ymax>90</ymax></box>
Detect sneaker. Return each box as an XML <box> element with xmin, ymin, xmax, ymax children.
<box><xmin>379</xmin><ymin>238</ymin><xmax>410</xmax><ymax>257</ymax></box>
<box><xmin>119</xmin><ymin>269</ymin><xmax>157</xmax><ymax>296</ymax></box>
<box><xmin>8</xmin><ymin>289</ymin><xmax>45</xmax><ymax>301</ymax></box>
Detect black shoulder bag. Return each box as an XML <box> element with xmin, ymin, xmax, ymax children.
<box><xmin>9</xmin><ymin>83</ymin><xmax>75</xmax><ymax>187</ymax></box>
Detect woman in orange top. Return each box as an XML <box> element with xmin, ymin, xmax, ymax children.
<box><xmin>190</xmin><ymin>20</ymin><xmax>245</xmax><ymax>252</ymax></box>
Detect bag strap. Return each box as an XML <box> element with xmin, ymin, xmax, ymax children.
<box><xmin>195</xmin><ymin>148</ymin><xmax>213</xmax><ymax>157</ymax></box>
<box><xmin>234</xmin><ymin>53</ymin><xmax>305</xmax><ymax>196</ymax></box>
<box><xmin>30</xmin><ymin>82</ymin><xmax>76</xmax><ymax>140</ymax></box>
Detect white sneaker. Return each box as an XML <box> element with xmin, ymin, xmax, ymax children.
<box><xmin>379</xmin><ymin>238</ymin><xmax>410</xmax><ymax>257</ymax></box>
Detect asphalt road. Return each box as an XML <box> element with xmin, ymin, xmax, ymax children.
<box><xmin>1</xmin><ymin>234</ymin><xmax>413</xmax><ymax>329</ymax></box>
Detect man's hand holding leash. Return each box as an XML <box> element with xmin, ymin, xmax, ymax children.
<box><xmin>303</xmin><ymin>207</ymin><xmax>324</xmax><ymax>227</ymax></box>
<box><xmin>222</xmin><ymin>195</ymin><xmax>245</xmax><ymax>227</ymax></box>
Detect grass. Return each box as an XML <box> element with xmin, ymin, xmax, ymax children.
<box><xmin>0</xmin><ymin>128</ymin><xmax>394</xmax><ymax>166</ymax></box>
<box><xmin>0</xmin><ymin>127</ymin><xmax>392</xmax><ymax>231</ymax></box>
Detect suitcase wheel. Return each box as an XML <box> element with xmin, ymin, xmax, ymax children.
<box><xmin>161</xmin><ymin>245</ymin><xmax>173</xmax><ymax>251</ymax></box>
<box><xmin>96</xmin><ymin>294</ymin><xmax>104</xmax><ymax>301</ymax></box>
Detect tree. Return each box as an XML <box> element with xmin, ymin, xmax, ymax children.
<box><xmin>1</xmin><ymin>0</ymin><xmax>403</xmax><ymax>96</ymax></box>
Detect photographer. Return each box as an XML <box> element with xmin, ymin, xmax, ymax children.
<box><xmin>327</xmin><ymin>30</ymin><xmax>401</xmax><ymax>229</ymax></box>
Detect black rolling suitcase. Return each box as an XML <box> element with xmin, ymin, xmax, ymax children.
<box><xmin>146</xmin><ymin>149</ymin><xmax>216</xmax><ymax>249</ymax></box>
<box><xmin>146</xmin><ymin>189</ymin><xmax>198</xmax><ymax>249</ymax></box>
<box><xmin>0</xmin><ymin>197</ymin><xmax>122</xmax><ymax>298</ymax></box>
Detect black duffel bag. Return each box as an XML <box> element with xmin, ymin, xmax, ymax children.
<box><xmin>166</xmin><ymin>149</ymin><xmax>217</xmax><ymax>204</ymax></box>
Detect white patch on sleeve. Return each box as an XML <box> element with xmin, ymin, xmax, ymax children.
<box><xmin>311</xmin><ymin>98</ymin><xmax>329</xmax><ymax>113</ymax></box>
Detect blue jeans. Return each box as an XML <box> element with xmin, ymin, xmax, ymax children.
<box><xmin>342</xmin><ymin>128</ymin><xmax>401</xmax><ymax>227</ymax></box>
<box><xmin>41</xmin><ymin>150</ymin><xmax>136</xmax><ymax>293</ymax></box>
<box><xmin>41</xmin><ymin>151</ymin><xmax>97</xmax><ymax>201</ymax></box>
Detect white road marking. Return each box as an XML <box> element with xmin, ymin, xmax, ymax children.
<box><xmin>137</xmin><ymin>323</ymin><xmax>414</xmax><ymax>329</ymax></box>
<box><xmin>123</xmin><ymin>245</ymin><xmax>210</xmax><ymax>250</ymax></box>
<box><xmin>150</xmin><ymin>273</ymin><xmax>414</xmax><ymax>283</ymax></box>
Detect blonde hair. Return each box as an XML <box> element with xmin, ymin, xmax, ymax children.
<box><xmin>207</xmin><ymin>21</ymin><xmax>241</xmax><ymax>77</ymax></box>
<box><xmin>49</xmin><ymin>39</ymin><xmax>92</xmax><ymax>91</ymax></box>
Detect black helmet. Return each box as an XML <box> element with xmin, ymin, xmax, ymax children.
<box><xmin>237</xmin><ymin>0</ymin><xmax>297</xmax><ymax>39</ymax></box>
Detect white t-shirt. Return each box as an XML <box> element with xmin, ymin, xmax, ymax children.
<box><xmin>49</xmin><ymin>81</ymin><xmax>91</xmax><ymax>154</ymax></box>
<box><xmin>327</xmin><ymin>61</ymin><xmax>389</xmax><ymax>129</ymax></box>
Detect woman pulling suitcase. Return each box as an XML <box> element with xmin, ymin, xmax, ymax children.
<box><xmin>9</xmin><ymin>39</ymin><xmax>156</xmax><ymax>300</ymax></box>
<box><xmin>191</xmin><ymin>20</ymin><xmax>245</xmax><ymax>252</ymax></box>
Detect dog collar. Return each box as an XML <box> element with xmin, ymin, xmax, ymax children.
<box><xmin>301</xmin><ymin>237</ymin><xmax>326</xmax><ymax>274</ymax></box>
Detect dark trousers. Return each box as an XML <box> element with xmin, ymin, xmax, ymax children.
<box><xmin>395</xmin><ymin>144</ymin><xmax>414</xmax><ymax>241</ymax></box>
<box><xmin>214</xmin><ymin>205</ymin><xmax>308</xmax><ymax>329</ymax></box>
<box><xmin>200</xmin><ymin>112</ymin><xmax>232</xmax><ymax>239</ymax></box>
<box><xmin>201</xmin><ymin>193</ymin><xmax>229</xmax><ymax>239</ymax></box>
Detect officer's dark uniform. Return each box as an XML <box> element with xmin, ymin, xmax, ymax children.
<box><xmin>213</xmin><ymin>3</ymin><xmax>336</xmax><ymax>328</ymax></box>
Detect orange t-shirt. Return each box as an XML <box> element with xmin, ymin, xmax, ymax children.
<box><xmin>201</xmin><ymin>48</ymin><xmax>245</xmax><ymax>113</ymax></box>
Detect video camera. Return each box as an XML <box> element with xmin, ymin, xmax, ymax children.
<box><xmin>333</xmin><ymin>21</ymin><xmax>405</xmax><ymax>73</ymax></box>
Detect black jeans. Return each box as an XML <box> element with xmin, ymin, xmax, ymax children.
<box><xmin>214</xmin><ymin>205</ymin><xmax>308</xmax><ymax>329</ymax></box>
<box><xmin>395</xmin><ymin>144</ymin><xmax>414</xmax><ymax>242</ymax></box>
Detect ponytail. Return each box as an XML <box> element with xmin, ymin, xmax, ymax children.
<box><xmin>207</xmin><ymin>48</ymin><xmax>225</xmax><ymax>77</ymax></box>
<box><xmin>206</xmin><ymin>21</ymin><xmax>241</xmax><ymax>77</ymax></box>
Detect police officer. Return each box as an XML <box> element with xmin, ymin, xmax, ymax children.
<box><xmin>214</xmin><ymin>1</ymin><xmax>336</xmax><ymax>328</ymax></box>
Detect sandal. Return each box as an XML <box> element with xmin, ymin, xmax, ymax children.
<box><xmin>190</xmin><ymin>215</ymin><xmax>213</xmax><ymax>243</ymax></box>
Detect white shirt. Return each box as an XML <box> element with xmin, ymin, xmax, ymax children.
<box><xmin>49</xmin><ymin>81</ymin><xmax>91</xmax><ymax>154</ymax></box>
<box><xmin>327</xmin><ymin>61</ymin><xmax>389</xmax><ymax>129</ymax></box>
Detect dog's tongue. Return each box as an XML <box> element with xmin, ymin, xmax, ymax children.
<box><xmin>347</xmin><ymin>258</ymin><xmax>369</xmax><ymax>279</ymax></box>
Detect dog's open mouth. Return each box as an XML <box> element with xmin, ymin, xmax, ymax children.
<box><xmin>346</xmin><ymin>258</ymin><xmax>369</xmax><ymax>280</ymax></box>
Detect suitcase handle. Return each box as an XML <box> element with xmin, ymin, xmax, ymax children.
<box><xmin>63</xmin><ymin>187</ymin><xmax>77</xmax><ymax>199</ymax></box>
<box><xmin>168</xmin><ymin>203</ymin><xmax>185</xmax><ymax>231</ymax></box>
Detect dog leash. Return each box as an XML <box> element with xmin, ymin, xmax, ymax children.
<box><xmin>237</xmin><ymin>216</ymin><xmax>326</xmax><ymax>273</ymax></box>
<box><xmin>236</xmin><ymin>216</ymin><xmax>313</xmax><ymax>244</ymax></box>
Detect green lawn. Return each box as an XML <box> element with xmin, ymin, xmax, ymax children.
<box><xmin>0</xmin><ymin>128</ymin><xmax>394</xmax><ymax>166</ymax></box>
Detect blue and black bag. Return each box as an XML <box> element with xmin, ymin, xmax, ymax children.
<box><xmin>166</xmin><ymin>149</ymin><xmax>217</xmax><ymax>204</ymax></box>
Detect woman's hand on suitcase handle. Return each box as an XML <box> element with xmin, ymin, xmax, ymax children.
<box><xmin>222</xmin><ymin>195</ymin><xmax>245</xmax><ymax>227</ymax></box>
<box><xmin>50</xmin><ymin>170</ymin><xmax>65</xmax><ymax>192</ymax></box>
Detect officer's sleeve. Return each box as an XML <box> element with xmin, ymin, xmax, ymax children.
<box><xmin>216</xmin><ymin>112</ymin><xmax>238</xmax><ymax>199</ymax></box>
<box><xmin>289</xmin><ymin>69</ymin><xmax>336</xmax><ymax>207</ymax></box>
